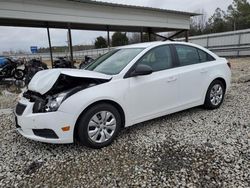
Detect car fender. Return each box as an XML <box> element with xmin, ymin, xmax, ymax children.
<box><xmin>202</xmin><ymin>64</ymin><xmax>231</xmax><ymax>103</ymax></box>
<box><xmin>58</xmin><ymin>79</ymin><xmax>129</xmax><ymax>126</ymax></box>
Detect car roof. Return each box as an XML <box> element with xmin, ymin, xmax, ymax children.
<box><xmin>117</xmin><ymin>41</ymin><xmax>197</xmax><ymax>49</ymax></box>
<box><xmin>118</xmin><ymin>41</ymin><xmax>163</xmax><ymax>49</ymax></box>
<box><xmin>116</xmin><ymin>41</ymin><xmax>218</xmax><ymax>59</ymax></box>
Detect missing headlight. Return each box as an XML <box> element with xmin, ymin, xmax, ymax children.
<box><xmin>32</xmin><ymin>97</ymin><xmax>46</xmax><ymax>113</ymax></box>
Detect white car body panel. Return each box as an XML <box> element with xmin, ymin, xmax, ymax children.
<box><xmin>124</xmin><ymin>69</ymin><xmax>180</xmax><ymax>123</ymax></box>
<box><xmin>28</xmin><ymin>68</ymin><xmax>112</xmax><ymax>95</ymax></box>
<box><xmin>15</xmin><ymin>41</ymin><xmax>231</xmax><ymax>144</ymax></box>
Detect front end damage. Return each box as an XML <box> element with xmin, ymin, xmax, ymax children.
<box><xmin>23</xmin><ymin>74</ymin><xmax>110</xmax><ymax>113</ymax></box>
<box><xmin>15</xmin><ymin>69</ymin><xmax>112</xmax><ymax>143</ymax></box>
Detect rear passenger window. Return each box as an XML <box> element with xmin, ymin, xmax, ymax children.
<box><xmin>175</xmin><ymin>45</ymin><xmax>200</xmax><ymax>66</ymax></box>
<box><xmin>137</xmin><ymin>45</ymin><xmax>173</xmax><ymax>72</ymax></box>
<box><xmin>197</xmin><ymin>49</ymin><xmax>215</xmax><ymax>62</ymax></box>
<box><xmin>175</xmin><ymin>45</ymin><xmax>215</xmax><ymax>66</ymax></box>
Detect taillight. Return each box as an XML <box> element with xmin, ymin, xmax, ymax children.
<box><xmin>227</xmin><ymin>61</ymin><xmax>231</xmax><ymax>69</ymax></box>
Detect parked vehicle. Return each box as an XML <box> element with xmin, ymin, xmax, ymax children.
<box><xmin>0</xmin><ymin>58</ymin><xmax>25</xmax><ymax>81</ymax></box>
<box><xmin>0</xmin><ymin>56</ymin><xmax>8</xmax><ymax>68</ymax></box>
<box><xmin>24</xmin><ymin>59</ymin><xmax>48</xmax><ymax>84</ymax></box>
<box><xmin>79</xmin><ymin>55</ymin><xmax>94</xmax><ymax>69</ymax></box>
<box><xmin>53</xmin><ymin>57</ymin><xmax>75</xmax><ymax>68</ymax></box>
<box><xmin>15</xmin><ymin>42</ymin><xmax>231</xmax><ymax>148</ymax></box>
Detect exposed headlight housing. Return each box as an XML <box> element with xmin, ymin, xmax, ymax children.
<box><xmin>45</xmin><ymin>92</ymin><xmax>67</xmax><ymax>112</ymax></box>
<box><xmin>31</xmin><ymin>85</ymin><xmax>88</xmax><ymax>113</ymax></box>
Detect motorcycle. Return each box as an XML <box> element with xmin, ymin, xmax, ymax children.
<box><xmin>79</xmin><ymin>55</ymin><xmax>94</xmax><ymax>69</ymax></box>
<box><xmin>24</xmin><ymin>59</ymin><xmax>48</xmax><ymax>85</ymax></box>
<box><xmin>0</xmin><ymin>58</ymin><xmax>25</xmax><ymax>81</ymax></box>
<box><xmin>53</xmin><ymin>57</ymin><xmax>76</xmax><ymax>68</ymax></box>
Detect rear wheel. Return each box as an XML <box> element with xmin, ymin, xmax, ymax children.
<box><xmin>77</xmin><ymin>103</ymin><xmax>121</xmax><ymax>149</ymax></box>
<box><xmin>204</xmin><ymin>80</ymin><xmax>225</xmax><ymax>109</ymax></box>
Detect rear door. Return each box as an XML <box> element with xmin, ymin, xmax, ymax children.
<box><xmin>173</xmin><ymin>44</ymin><xmax>215</xmax><ymax>106</ymax></box>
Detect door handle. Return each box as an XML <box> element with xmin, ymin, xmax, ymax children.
<box><xmin>167</xmin><ymin>76</ymin><xmax>177</xmax><ymax>82</ymax></box>
<box><xmin>200</xmin><ymin>69</ymin><xmax>208</xmax><ymax>73</ymax></box>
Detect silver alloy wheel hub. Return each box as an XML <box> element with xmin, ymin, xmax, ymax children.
<box><xmin>210</xmin><ymin>84</ymin><xmax>223</xmax><ymax>106</ymax></box>
<box><xmin>87</xmin><ymin>111</ymin><xmax>116</xmax><ymax>143</ymax></box>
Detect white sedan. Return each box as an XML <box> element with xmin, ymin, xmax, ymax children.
<box><xmin>15</xmin><ymin>41</ymin><xmax>231</xmax><ymax>148</ymax></box>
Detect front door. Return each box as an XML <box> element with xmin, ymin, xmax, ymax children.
<box><xmin>124</xmin><ymin>45</ymin><xmax>180</xmax><ymax>124</ymax></box>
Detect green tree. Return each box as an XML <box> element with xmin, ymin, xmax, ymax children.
<box><xmin>226</xmin><ymin>0</ymin><xmax>250</xmax><ymax>30</ymax></box>
<box><xmin>111</xmin><ymin>32</ymin><xmax>128</xmax><ymax>47</ymax></box>
<box><xmin>189</xmin><ymin>0</ymin><xmax>250</xmax><ymax>36</ymax></box>
<box><xmin>94</xmin><ymin>36</ymin><xmax>107</xmax><ymax>49</ymax></box>
<box><xmin>190</xmin><ymin>9</ymin><xmax>209</xmax><ymax>36</ymax></box>
<box><xmin>207</xmin><ymin>8</ymin><xmax>229</xmax><ymax>33</ymax></box>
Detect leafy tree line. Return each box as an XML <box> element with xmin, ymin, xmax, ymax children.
<box><xmin>94</xmin><ymin>32</ymin><xmax>129</xmax><ymax>48</ymax></box>
<box><xmin>94</xmin><ymin>32</ymin><xmax>158</xmax><ymax>48</ymax></box>
<box><xmin>190</xmin><ymin>0</ymin><xmax>250</xmax><ymax>35</ymax></box>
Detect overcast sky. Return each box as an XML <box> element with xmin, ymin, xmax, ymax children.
<box><xmin>0</xmin><ymin>0</ymin><xmax>236</xmax><ymax>53</ymax></box>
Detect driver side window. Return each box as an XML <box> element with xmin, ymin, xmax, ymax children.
<box><xmin>137</xmin><ymin>45</ymin><xmax>173</xmax><ymax>72</ymax></box>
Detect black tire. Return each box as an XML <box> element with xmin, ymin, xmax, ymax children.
<box><xmin>77</xmin><ymin>103</ymin><xmax>121</xmax><ymax>149</ymax></box>
<box><xmin>204</xmin><ymin>79</ymin><xmax>225</xmax><ymax>110</ymax></box>
<box><xmin>14</xmin><ymin>69</ymin><xmax>25</xmax><ymax>80</ymax></box>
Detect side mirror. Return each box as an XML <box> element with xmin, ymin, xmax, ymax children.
<box><xmin>131</xmin><ymin>64</ymin><xmax>153</xmax><ymax>77</ymax></box>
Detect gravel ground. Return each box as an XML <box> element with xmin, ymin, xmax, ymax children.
<box><xmin>0</xmin><ymin>58</ymin><xmax>249</xmax><ymax>187</ymax></box>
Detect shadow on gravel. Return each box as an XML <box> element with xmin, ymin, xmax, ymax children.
<box><xmin>120</xmin><ymin>106</ymin><xmax>204</xmax><ymax>132</ymax></box>
<box><xmin>152</xmin><ymin>141</ymin><xmax>223</xmax><ymax>187</ymax></box>
<box><xmin>24</xmin><ymin>160</ymin><xmax>44</xmax><ymax>175</ymax></box>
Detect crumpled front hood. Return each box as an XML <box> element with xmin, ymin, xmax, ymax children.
<box><xmin>28</xmin><ymin>69</ymin><xmax>112</xmax><ymax>95</ymax></box>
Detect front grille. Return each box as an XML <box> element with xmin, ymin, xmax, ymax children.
<box><xmin>33</xmin><ymin>129</ymin><xmax>59</xmax><ymax>139</ymax></box>
<box><xmin>15</xmin><ymin>103</ymin><xmax>27</xmax><ymax>116</ymax></box>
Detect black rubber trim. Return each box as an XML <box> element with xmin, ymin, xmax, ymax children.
<box><xmin>33</xmin><ymin>129</ymin><xmax>59</xmax><ymax>139</ymax></box>
<box><xmin>15</xmin><ymin>103</ymin><xmax>27</xmax><ymax>116</ymax></box>
<box><xmin>15</xmin><ymin>116</ymin><xmax>21</xmax><ymax>128</ymax></box>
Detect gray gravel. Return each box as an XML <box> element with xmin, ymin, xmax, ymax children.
<box><xmin>0</xmin><ymin>58</ymin><xmax>250</xmax><ymax>187</ymax></box>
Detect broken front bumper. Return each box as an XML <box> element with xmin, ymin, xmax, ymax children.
<box><xmin>15</xmin><ymin>97</ymin><xmax>75</xmax><ymax>144</ymax></box>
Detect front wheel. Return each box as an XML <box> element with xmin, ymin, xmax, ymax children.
<box><xmin>77</xmin><ymin>103</ymin><xmax>121</xmax><ymax>149</ymax></box>
<box><xmin>204</xmin><ymin>80</ymin><xmax>225</xmax><ymax>109</ymax></box>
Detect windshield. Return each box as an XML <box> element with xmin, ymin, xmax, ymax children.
<box><xmin>85</xmin><ymin>48</ymin><xmax>144</xmax><ymax>75</ymax></box>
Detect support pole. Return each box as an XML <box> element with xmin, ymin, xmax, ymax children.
<box><xmin>47</xmin><ymin>27</ymin><xmax>53</xmax><ymax>67</ymax></box>
<box><xmin>68</xmin><ymin>25</ymin><xmax>73</xmax><ymax>62</ymax></box>
<box><xmin>148</xmin><ymin>32</ymin><xmax>151</xmax><ymax>42</ymax></box>
<box><xmin>107</xmin><ymin>26</ymin><xmax>110</xmax><ymax>50</ymax></box>
<box><xmin>140</xmin><ymin>28</ymin><xmax>143</xmax><ymax>43</ymax></box>
<box><xmin>185</xmin><ymin>30</ymin><xmax>189</xmax><ymax>42</ymax></box>
<box><xmin>148</xmin><ymin>28</ymin><xmax>152</xmax><ymax>42</ymax></box>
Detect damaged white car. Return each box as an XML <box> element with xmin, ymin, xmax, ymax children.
<box><xmin>15</xmin><ymin>42</ymin><xmax>231</xmax><ymax>148</ymax></box>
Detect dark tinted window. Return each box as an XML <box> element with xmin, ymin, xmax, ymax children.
<box><xmin>197</xmin><ymin>49</ymin><xmax>215</xmax><ymax>62</ymax></box>
<box><xmin>175</xmin><ymin>45</ymin><xmax>215</xmax><ymax>66</ymax></box>
<box><xmin>137</xmin><ymin>45</ymin><xmax>173</xmax><ymax>72</ymax></box>
<box><xmin>175</xmin><ymin>45</ymin><xmax>200</xmax><ymax>66</ymax></box>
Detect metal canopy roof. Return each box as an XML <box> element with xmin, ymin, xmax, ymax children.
<box><xmin>70</xmin><ymin>0</ymin><xmax>199</xmax><ymax>16</ymax></box>
<box><xmin>0</xmin><ymin>0</ymin><xmax>198</xmax><ymax>32</ymax></box>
